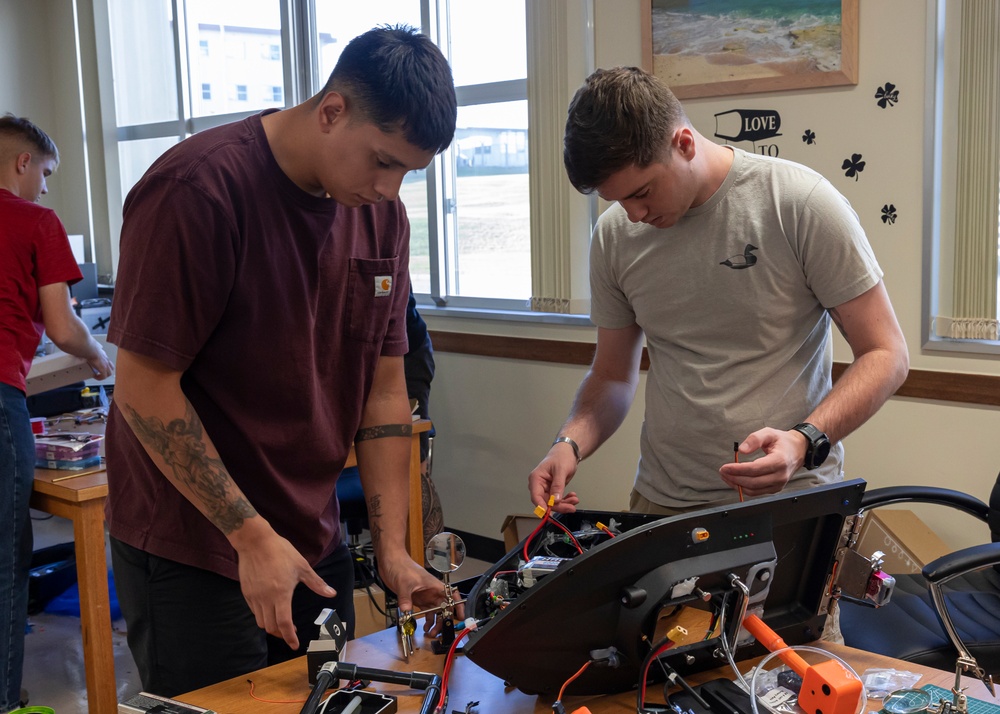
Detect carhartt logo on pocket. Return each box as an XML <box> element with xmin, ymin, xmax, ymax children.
<box><xmin>374</xmin><ymin>276</ymin><xmax>392</xmax><ymax>297</ymax></box>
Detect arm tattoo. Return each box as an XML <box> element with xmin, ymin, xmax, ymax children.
<box><xmin>829</xmin><ymin>307</ymin><xmax>849</xmax><ymax>341</ymax></box>
<box><xmin>123</xmin><ymin>402</ymin><xmax>257</xmax><ymax>535</ymax></box>
<box><xmin>355</xmin><ymin>423</ymin><xmax>413</xmax><ymax>442</ymax></box>
<box><xmin>367</xmin><ymin>494</ymin><xmax>383</xmax><ymax>550</ymax></box>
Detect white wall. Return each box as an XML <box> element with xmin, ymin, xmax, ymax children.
<box><xmin>0</xmin><ymin>0</ymin><xmax>96</xmax><ymax>262</ymax></box>
<box><xmin>426</xmin><ymin>0</ymin><xmax>1000</xmax><ymax>553</ymax></box>
<box><xmin>5</xmin><ymin>0</ymin><xmax>998</xmax><ymax>553</ymax></box>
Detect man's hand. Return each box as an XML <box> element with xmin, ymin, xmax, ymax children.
<box><xmin>378</xmin><ymin>551</ymin><xmax>465</xmax><ymax>635</ymax></box>
<box><xmin>528</xmin><ymin>445</ymin><xmax>581</xmax><ymax>514</ymax></box>
<box><xmin>718</xmin><ymin>427</ymin><xmax>807</xmax><ymax>498</ymax></box>
<box><xmin>231</xmin><ymin>518</ymin><xmax>335</xmax><ymax>650</ymax></box>
<box><xmin>86</xmin><ymin>345</ymin><xmax>114</xmax><ymax>380</ymax></box>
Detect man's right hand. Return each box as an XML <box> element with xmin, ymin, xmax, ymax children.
<box><xmin>528</xmin><ymin>444</ymin><xmax>581</xmax><ymax>514</ymax></box>
<box><xmin>86</xmin><ymin>344</ymin><xmax>114</xmax><ymax>380</ymax></box>
<box><xmin>230</xmin><ymin>518</ymin><xmax>335</xmax><ymax>650</ymax></box>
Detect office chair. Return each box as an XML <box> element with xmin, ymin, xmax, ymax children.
<box><xmin>840</xmin><ymin>471</ymin><xmax>1000</xmax><ymax>680</ymax></box>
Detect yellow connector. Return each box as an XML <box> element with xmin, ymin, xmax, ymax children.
<box><xmin>548</xmin><ymin>495</ymin><xmax>556</xmax><ymax>507</ymax></box>
<box><xmin>534</xmin><ymin>504</ymin><xmax>548</xmax><ymax>518</ymax></box>
<box><xmin>666</xmin><ymin>626</ymin><xmax>689</xmax><ymax>643</ymax></box>
<box><xmin>596</xmin><ymin>521</ymin><xmax>607</xmax><ymax>530</ymax></box>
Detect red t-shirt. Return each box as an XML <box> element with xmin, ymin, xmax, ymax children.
<box><xmin>105</xmin><ymin>112</ymin><xmax>411</xmax><ymax>579</ymax></box>
<box><xmin>0</xmin><ymin>189</ymin><xmax>83</xmax><ymax>393</ymax></box>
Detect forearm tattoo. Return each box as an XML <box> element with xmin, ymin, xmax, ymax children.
<box><xmin>355</xmin><ymin>423</ymin><xmax>413</xmax><ymax>442</ymax></box>
<box><xmin>367</xmin><ymin>494</ymin><xmax>384</xmax><ymax>550</ymax></box>
<box><xmin>123</xmin><ymin>402</ymin><xmax>257</xmax><ymax>535</ymax></box>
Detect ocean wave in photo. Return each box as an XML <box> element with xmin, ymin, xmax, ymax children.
<box><xmin>652</xmin><ymin>0</ymin><xmax>843</xmax><ymax>73</ymax></box>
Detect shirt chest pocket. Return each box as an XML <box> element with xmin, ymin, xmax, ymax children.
<box><xmin>346</xmin><ymin>256</ymin><xmax>400</xmax><ymax>343</ymax></box>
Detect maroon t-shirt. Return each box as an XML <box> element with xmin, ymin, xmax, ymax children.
<box><xmin>106</xmin><ymin>112</ymin><xmax>411</xmax><ymax>579</ymax></box>
<box><xmin>0</xmin><ymin>189</ymin><xmax>83</xmax><ymax>393</ymax></box>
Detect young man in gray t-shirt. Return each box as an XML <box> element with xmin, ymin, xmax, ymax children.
<box><xmin>529</xmin><ymin>66</ymin><xmax>909</xmax><ymax>516</ymax></box>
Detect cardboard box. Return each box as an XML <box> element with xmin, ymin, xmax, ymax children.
<box><xmin>501</xmin><ymin>513</ymin><xmax>542</xmax><ymax>552</ymax></box>
<box><xmin>353</xmin><ymin>585</ymin><xmax>388</xmax><ymax>638</ymax></box>
<box><xmin>855</xmin><ymin>509</ymin><xmax>951</xmax><ymax>575</ymax></box>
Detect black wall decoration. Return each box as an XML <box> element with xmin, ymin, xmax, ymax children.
<box><xmin>842</xmin><ymin>153</ymin><xmax>866</xmax><ymax>180</ymax></box>
<box><xmin>714</xmin><ymin>108</ymin><xmax>782</xmax><ymax>156</ymax></box>
<box><xmin>802</xmin><ymin>129</ymin><xmax>817</xmax><ymax>145</ymax></box>
<box><xmin>881</xmin><ymin>204</ymin><xmax>898</xmax><ymax>225</ymax></box>
<box><xmin>875</xmin><ymin>82</ymin><xmax>899</xmax><ymax>108</ymax></box>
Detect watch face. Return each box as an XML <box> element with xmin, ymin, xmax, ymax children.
<box><xmin>813</xmin><ymin>438</ymin><xmax>832</xmax><ymax>468</ymax></box>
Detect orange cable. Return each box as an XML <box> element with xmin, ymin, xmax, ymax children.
<box><xmin>557</xmin><ymin>660</ymin><xmax>592</xmax><ymax>702</ymax></box>
<box><xmin>247</xmin><ymin>678</ymin><xmax>307</xmax><ymax>704</ymax></box>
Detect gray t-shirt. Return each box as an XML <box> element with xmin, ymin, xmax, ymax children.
<box><xmin>590</xmin><ymin>147</ymin><xmax>882</xmax><ymax>508</ymax></box>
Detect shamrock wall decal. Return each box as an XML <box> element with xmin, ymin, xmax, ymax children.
<box><xmin>881</xmin><ymin>204</ymin><xmax>897</xmax><ymax>224</ymax></box>
<box><xmin>875</xmin><ymin>82</ymin><xmax>899</xmax><ymax>109</ymax></box>
<box><xmin>802</xmin><ymin>129</ymin><xmax>816</xmax><ymax>145</ymax></box>
<box><xmin>842</xmin><ymin>153</ymin><xmax>866</xmax><ymax>180</ymax></box>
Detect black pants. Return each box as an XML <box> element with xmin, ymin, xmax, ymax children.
<box><xmin>110</xmin><ymin>537</ymin><xmax>354</xmax><ymax>697</ymax></box>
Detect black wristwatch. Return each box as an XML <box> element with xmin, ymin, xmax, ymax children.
<box><xmin>791</xmin><ymin>423</ymin><xmax>831</xmax><ymax>470</ymax></box>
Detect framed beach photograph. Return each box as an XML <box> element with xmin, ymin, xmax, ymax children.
<box><xmin>643</xmin><ymin>0</ymin><xmax>858</xmax><ymax>99</ymax></box>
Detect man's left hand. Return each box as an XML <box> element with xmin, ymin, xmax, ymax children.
<box><xmin>378</xmin><ymin>551</ymin><xmax>465</xmax><ymax>636</ymax></box>
<box><xmin>718</xmin><ymin>427</ymin><xmax>807</xmax><ymax>498</ymax></box>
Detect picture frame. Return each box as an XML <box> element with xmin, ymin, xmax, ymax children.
<box><xmin>642</xmin><ymin>0</ymin><xmax>858</xmax><ymax>99</ymax></box>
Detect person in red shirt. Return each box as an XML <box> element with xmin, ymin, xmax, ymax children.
<box><xmin>0</xmin><ymin>114</ymin><xmax>113</xmax><ymax>712</ymax></box>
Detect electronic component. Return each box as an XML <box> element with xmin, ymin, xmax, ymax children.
<box><xmin>118</xmin><ymin>692</ymin><xmax>215</xmax><ymax>714</ymax></box>
<box><xmin>320</xmin><ymin>690</ymin><xmax>397</xmax><ymax>714</ymax></box>
<box><xmin>834</xmin><ymin>547</ymin><xmax>896</xmax><ymax>606</ymax></box>
<box><xmin>518</xmin><ymin>555</ymin><xmax>568</xmax><ymax>587</ymax></box>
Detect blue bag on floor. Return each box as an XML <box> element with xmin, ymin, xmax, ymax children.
<box><xmin>44</xmin><ymin>569</ymin><xmax>122</xmax><ymax>621</ymax></box>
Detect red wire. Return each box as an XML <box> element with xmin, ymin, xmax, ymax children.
<box><xmin>557</xmin><ymin>660</ymin><xmax>591</xmax><ymax>701</ymax></box>
<box><xmin>523</xmin><ymin>509</ymin><xmax>552</xmax><ymax>561</ymax></box>
<box><xmin>548</xmin><ymin>516</ymin><xmax>584</xmax><ymax>554</ymax></box>
<box><xmin>247</xmin><ymin>678</ymin><xmax>307</xmax><ymax>704</ymax></box>
<box><xmin>436</xmin><ymin>626</ymin><xmax>472</xmax><ymax>711</ymax></box>
<box><xmin>639</xmin><ymin>641</ymin><xmax>675</xmax><ymax>708</ymax></box>
<box><xmin>597</xmin><ymin>523</ymin><xmax>617</xmax><ymax>538</ymax></box>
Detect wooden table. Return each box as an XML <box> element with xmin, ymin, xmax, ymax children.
<box><xmin>179</xmin><ymin>627</ymin><xmax>1000</xmax><ymax>713</ymax></box>
<box><xmin>31</xmin><ymin>465</ymin><xmax>116</xmax><ymax>714</ymax></box>
<box><xmin>29</xmin><ymin>419</ymin><xmax>431</xmax><ymax>714</ymax></box>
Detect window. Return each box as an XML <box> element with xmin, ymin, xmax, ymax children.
<box><xmin>925</xmin><ymin>1</ymin><xmax>1000</xmax><ymax>349</ymax></box>
<box><xmin>94</xmin><ymin>0</ymin><xmax>593</xmax><ymax>316</ymax></box>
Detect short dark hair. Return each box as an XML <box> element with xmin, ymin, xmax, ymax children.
<box><xmin>320</xmin><ymin>25</ymin><xmax>457</xmax><ymax>154</ymax></box>
<box><xmin>563</xmin><ymin>67</ymin><xmax>687</xmax><ymax>193</ymax></box>
<box><xmin>0</xmin><ymin>113</ymin><xmax>59</xmax><ymax>163</ymax></box>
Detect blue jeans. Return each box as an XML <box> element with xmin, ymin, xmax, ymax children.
<box><xmin>0</xmin><ymin>383</ymin><xmax>33</xmax><ymax>712</ymax></box>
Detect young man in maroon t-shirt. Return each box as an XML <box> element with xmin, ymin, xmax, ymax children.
<box><xmin>106</xmin><ymin>26</ymin><xmax>458</xmax><ymax>695</ymax></box>
<box><xmin>0</xmin><ymin>115</ymin><xmax>114</xmax><ymax>711</ymax></box>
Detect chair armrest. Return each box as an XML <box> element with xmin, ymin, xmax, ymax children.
<box><xmin>861</xmin><ymin>486</ymin><xmax>989</xmax><ymax>522</ymax></box>
<box><xmin>923</xmin><ymin>542</ymin><xmax>1000</xmax><ymax>583</ymax></box>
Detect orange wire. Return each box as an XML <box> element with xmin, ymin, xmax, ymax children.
<box><xmin>247</xmin><ymin>678</ymin><xmax>307</xmax><ymax>704</ymax></box>
<box><xmin>734</xmin><ymin>441</ymin><xmax>744</xmax><ymax>502</ymax></box>
<box><xmin>557</xmin><ymin>660</ymin><xmax>592</xmax><ymax>701</ymax></box>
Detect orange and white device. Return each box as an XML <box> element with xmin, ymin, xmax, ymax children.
<box><xmin>742</xmin><ymin>614</ymin><xmax>863</xmax><ymax>714</ymax></box>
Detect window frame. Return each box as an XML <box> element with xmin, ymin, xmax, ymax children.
<box><xmin>922</xmin><ymin>0</ymin><xmax>1000</xmax><ymax>355</ymax></box>
<box><xmin>92</xmin><ymin>0</ymin><xmax>595</xmax><ymax>322</ymax></box>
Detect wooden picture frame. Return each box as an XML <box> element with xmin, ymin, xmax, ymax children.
<box><xmin>642</xmin><ymin>0</ymin><xmax>858</xmax><ymax>99</ymax></box>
